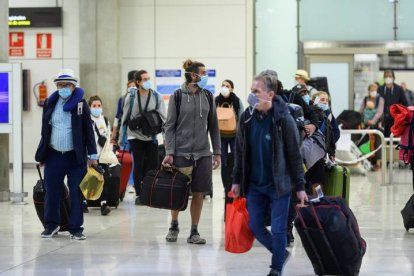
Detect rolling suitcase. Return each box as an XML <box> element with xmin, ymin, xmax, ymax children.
<box><xmin>295</xmin><ymin>197</ymin><xmax>366</xmax><ymax>276</ymax></box>
<box><xmin>33</xmin><ymin>164</ymin><xmax>71</xmax><ymax>232</ymax></box>
<box><xmin>401</xmin><ymin>194</ymin><xmax>414</xmax><ymax>231</ymax></box>
<box><xmin>87</xmin><ymin>164</ymin><xmax>121</xmax><ymax>208</ymax></box>
<box><xmin>323</xmin><ymin>165</ymin><xmax>350</xmax><ymax>205</ymax></box>
<box><xmin>116</xmin><ymin>149</ymin><xmax>132</xmax><ymax>201</ymax></box>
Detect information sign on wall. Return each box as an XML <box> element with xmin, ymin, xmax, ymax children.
<box><xmin>156</xmin><ymin>69</ymin><xmax>182</xmax><ymax>99</ymax></box>
<box><xmin>0</xmin><ymin>73</ymin><xmax>9</xmax><ymax>124</ymax></box>
<box><xmin>36</xmin><ymin>33</ymin><xmax>52</xmax><ymax>58</ymax></box>
<box><xmin>9</xmin><ymin>32</ymin><xmax>24</xmax><ymax>57</ymax></box>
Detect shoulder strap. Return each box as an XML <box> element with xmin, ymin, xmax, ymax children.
<box><xmin>375</xmin><ymin>96</ymin><xmax>380</xmax><ymax>108</ymax></box>
<box><xmin>153</xmin><ymin>90</ymin><xmax>159</xmax><ymax>110</ymax></box>
<box><xmin>104</xmin><ymin>116</ymin><xmax>108</xmax><ymax>127</ymax></box>
<box><xmin>288</xmin><ymin>92</ymin><xmax>294</xmax><ymax>103</ymax></box>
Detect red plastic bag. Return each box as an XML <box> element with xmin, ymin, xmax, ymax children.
<box><xmin>225</xmin><ymin>197</ymin><xmax>255</xmax><ymax>253</ymax></box>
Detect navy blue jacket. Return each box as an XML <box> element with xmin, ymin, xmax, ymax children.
<box><xmin>232</xmin><ymin>95</ymin><xmax>306</xmax><ymax>198</ymax></box>
<box><xmin>35</xmin><ymin>88</ymin><xmax>97</xmax><ymax>164</ymax></box>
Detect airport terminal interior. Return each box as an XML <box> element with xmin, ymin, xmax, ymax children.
<box><xmin>1</xmin><ymin>0</ymin><xmax>414</xmax><ymax>275</ymax></box>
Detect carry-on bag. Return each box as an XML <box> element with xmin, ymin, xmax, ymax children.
<box><xmin>140</xmin><ymin>166</ymin><xmax>191</xmax><ymax>211</ymax></box>
<box><xmin>80</xmin><ymin>166</ymin><xmax>105</xmax><ymax>200</ymax></box>
<box><xmin>401</xmin><ymin>194</ymin><xmax>414</xmax><ymax>231</ymax></box>
<box><xmin>116</xmin><ymin>149</ymin><xmax>132</xmax><ymax>200</ymax></box>
<box><xmin>323</xmin><ymin>164</ymin><xmax>350</xmax><ymax>205</ymax></box>
<box><xmin>87</xmin><ymin>164</ymin><xmax>121</xmax><ymax>208</ymax></box>
<box><xmin>225</xmin><ymin>196</ymin><xmax>255</xmax><ymax>253</ymax></box>
<box><xmin>33</xmin><ymin>164</ymin><xmax>71</xmax><ymax>231</ymax></box>
<box><xmin>295</xmin><ymin>197</ymin><xmax>366</xmax><ymax>276</ymax></box>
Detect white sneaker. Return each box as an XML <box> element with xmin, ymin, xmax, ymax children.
<box><xmin>127</xmin><ymin>185</ymin><xmax>135</xmax><ymax>194</ymax></box>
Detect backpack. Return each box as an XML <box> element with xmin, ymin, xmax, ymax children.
<box><xmin>216</xmin><ymin>102</ymin><xmax>237</xmax><ymax>135</ymax></box>
<box><xmin>281</xmin><ymin>93</ymin><xmax>305</xmax><ymax>130</ymax></box>
<box><xmin>94</xmin><ymin>116</ymin><xmax>109</xmax><ymax>147</ymax></box>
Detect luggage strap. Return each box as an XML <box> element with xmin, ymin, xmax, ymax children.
<box><xmin>36</xmin><ymin>164</ymin><xmax>45</xmax><ymax>190</ymax></box>
<box><xmin>150</xmin><ymin>170</ymin><xmax>161</xmax><ymax>207</ymax></box>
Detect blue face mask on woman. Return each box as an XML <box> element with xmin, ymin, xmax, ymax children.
<box><xmin>91</xmin><ymin>107</ymin><xmax>102</xmax><ymax>117</ymax></box>
<box><xmin>317</xmin><ymin>103</ymin><xmax>329</xmax><ymax>111</ymax></box>
<box><xmin>58</xmin><ymin>87</ymin><xmax>72</xmax><ymax>99</ymax></box>
<box><xmin>302</xmin><ymin>94</ymin><xmax>310</xmax><ymax>105</ymax></box>
<box><xmin>197</xmin><ymin>75</ymin><xmax>208</xmax><ymax>88</ymax></box>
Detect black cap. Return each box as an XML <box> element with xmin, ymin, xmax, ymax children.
<box><xmin>291</xmin><ymin>84</ymin><xmax>308</xmax><ymax>94</ymax></box>
<box><xmin>128</xmin><ymin>70</ymin><xmax>139</xmax><ymax>82</ymax></box>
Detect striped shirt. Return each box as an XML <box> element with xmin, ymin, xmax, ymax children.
<box><xmin>49</xmin><ymin>97</ymin><xmax>74</xmax><ymax>151</ymax></box>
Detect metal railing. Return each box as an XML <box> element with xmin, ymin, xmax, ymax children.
<box><xmin>339</xmin><ymin>129</ymin><xmax>386</xmax><ymax>185</ymax></box>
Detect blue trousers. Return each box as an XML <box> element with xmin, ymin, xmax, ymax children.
<box><xmin>247</xmin><ymin>185</ymin><xmax>291</xmax><ymax>272</ymax></box>
<box><xmin>44</xmin><ymin>149</ymin><xmax>87</xmax><ymax>234</ymax></box>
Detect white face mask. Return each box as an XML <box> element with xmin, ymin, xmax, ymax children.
<box><xmin>220</xmin><ymin>87</ymin><xmax>230</xmax><ymax>97</ymax></box>
<box><xmin>369</xmin><ymin>91</ymin><xmax>377</xmax><ymax>98</ymax></box>
<box><xmin>385</xmin><ymin>77</ymin><xmax>394</xmax><ymax>85</ymax></box>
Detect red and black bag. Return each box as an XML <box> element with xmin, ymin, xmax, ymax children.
<box><xmin>140</xmin><ymin>166</ymin><xmax>190</xmax><ymax>211</ymax></box>
<box><xmin>295</xmin><ymin>197</ymin><xmax>366</xmax><ymax>276</ymax></box>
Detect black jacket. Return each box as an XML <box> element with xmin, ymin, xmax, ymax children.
<box><xmin>232</xmin><ymin>95</ymin><xmax>306</xmax><ymax>198</ymax></box>
<box><xmin>379</xmin><ymin>83</ymin><xmax>408</xmax><ymax>117</ymax></box>
<box><xmin>35</xmin><ymin>88</ymin><xmax>97</xmax><ymax>164</ymax></box>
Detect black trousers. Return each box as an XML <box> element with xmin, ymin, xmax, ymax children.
<box><xmin>129</xmin><ymin>139</ymin><xmax>159</xmax><ymax>195</ymax></box>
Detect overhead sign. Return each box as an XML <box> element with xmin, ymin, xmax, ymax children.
<box><xmin>156</xmin><ymin>69</ymin><xmax>182</xmax><ymax>99</ymax></box>
<box><xmin>8</xmin><ymin>7</ymin><xmax>62</xmax><ymax>28</ymax></box>
<box><xmin>9</xmin><ymin>32</ymin><xmax>24</xmax><ymax>57</ymax></box>
<box><xmin>36</xmin><ymin>33</ymin><xmax>52</xmax><ymax>58</ymax></box>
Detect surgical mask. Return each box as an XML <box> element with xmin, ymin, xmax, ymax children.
<box><xmin>197</xmin><ymin>75</ymin><xmax>208</xmax><ymax>88</ymax></box>
<box><xmin>385</xmin><ymin>77</ymin><xmax>393</xmax><ymax>85</ymax></box>
<box><xmin>58</xmin><ymin>87</ymin><xmax>72</xmax><ymax>99</ymax></box>
<box><xmin>220</xmin><ymin>87</ymin><xmax>230</xmax><ymax>97</ymax></box>
<box><xmin>302</xmin><ymin>94</ymin><xmax>310</xmax><ymax>105</ymax></box>
<box><xmin>317</xmin><ymin>103</ymin><xmax>329</xmax><ymax>111</ymax></box>
<box><xmin>142</xmin><ymin>81</ymin><xmax>151</xmax><ymax>90</ymax></box>
<box><xmin>247</xmin><ymin>92</ymin><xmax>271</xmax><ymax>113</ymax></box>
<box><xmin>369</xmin><ymin>91</ymin><xmax>377</xmax><ymax>98</ymax></box>
<box><xmin>91</xmin><ymin>107</ymin><xmax>102</xmax><ymax>117</ymax></box>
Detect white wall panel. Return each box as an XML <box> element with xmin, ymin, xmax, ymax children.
<box><xmin>9</xmin><ymin>0</ymin><xmax>57</xmax><ymax>7</ymax></box>
<box><xmin>120</xmin><ymin>0</ymin><xmax>154</xmax><ymax>7</ymax></box>
<box><xmin>157</xmin><ymin>0</ymin><xmax>245</xmax><ymax>6</ymax></box>
<box><xmin>120</xmin><ymin>6</ymin><xmax>155</xmax><ymax>58</ymax></box>
<box><xmin>62</xmin><ymin>0</ymin><xmax>79</xmax><ymax>59</ymax></box>
<box><xmin>155</xmin><ymin>5</ymin><xmax>245</xmax><ymax>58</ymax></box>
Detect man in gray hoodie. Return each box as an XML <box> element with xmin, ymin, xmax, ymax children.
<box><xmin>162</xmin><ymin>59</ymin><xmax>221</xmax><ymax>244</ymax></box>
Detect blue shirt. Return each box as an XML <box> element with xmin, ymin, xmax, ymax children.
<box><xmin>248</xmin><ymin>110</ymin><xmax>273</xmax><ymax>189</ymax></box>
<box><xmin>49</xmin><ymin>97</ymin><xmax>74</xmax><ymax>151</ymax></box>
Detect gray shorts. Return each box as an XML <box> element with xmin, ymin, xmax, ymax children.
<box><xmin>174</xmin><ymin>156</ymin><xmax>212</xmax><ymax>193</ymax></box>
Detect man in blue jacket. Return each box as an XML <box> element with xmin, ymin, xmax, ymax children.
<box><xmin>231</xmin><ymin>70</ymin><xmax>308</xmax><ymax>276</ymax></box>
<box><xmin>35</xmin><ymin>69</ymin><xmax>97</xmax><ymax>240</ymax></box>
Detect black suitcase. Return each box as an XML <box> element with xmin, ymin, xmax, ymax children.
<box><xmin>141</xmin><ymin>167</ymin><xmax>191</xmax><ymax>211</ymax></box>
<box><xmin>88</xmin><ymin>164</ymin><xmax>121</xmax><ymax>208</ymax></box>
<box><xmin>33</xmin><ymin>164</ymin><xmax>71</xmax><ymax>232</ymax></box>
<box><xmin>295</xmin><ymin>197</ymin><xmax>366</xmax><ymax>276</ymax></box>
<box><xmin>401</xmin><ymin>194</ymin><xmax>414</xmax><ymax>231</ymax></box>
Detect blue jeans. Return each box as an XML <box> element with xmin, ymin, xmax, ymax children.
<box><xmin>247</xmin><ymin>185</ymin><xmax>291</xmax><ymax>272</ymax></box>
<box><xmin>44</xmin><ymin>149</ymin><xmax>87</xmax><ymax>234</ymax></box>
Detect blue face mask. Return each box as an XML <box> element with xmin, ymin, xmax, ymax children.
<box><xmin>302</xmin><ymin>94</ymin><xmax>310</xmax><ymax>105</ymax></box>
<box><xmin>142</xmin><ymin>81</ymin><xmax>151</xmax><ymax>90</ymax></box>
<box><xmin>58</xmin><ymin>87</ymin><xmax>72</xmax><ymax>99</ymax></box>
<box><xmin>91</xmin><ymin>107</ymin><xmax>102</xmax><ymax>117</ymax></box>
<box><xmin>317</xmin><ymin>103</ymin><xmax>329</xmax><ymax>111</ymax></box>
<box><xmin>247</xmin><ymin>92</ymin><xmax>260</xmax><ymax>108</ymax></box>
<box><xmin>197</xmin><ymin>75</ymin><xmax>208</xmax><ymax>88</ymax></box>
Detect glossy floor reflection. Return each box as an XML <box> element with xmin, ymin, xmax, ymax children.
<box><xmin>1</xmin><ymin>166</ymin><xmax>414</xmax><ymax>276</ymax></box>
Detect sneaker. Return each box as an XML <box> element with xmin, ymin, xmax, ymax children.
<box><xmin>267</xmin><ymin>269</ymin><xmax>281</xmax><ymax>276</ymax></box>
<box><xmin>100</xmin><ymin>203</ymin><xmax>111</xmax><ymax>216</ymax></box>
<box><xmin>187</xmin><ymin>232</ymin><xmax>206</xmax><ymax>244</ymax></box>
<box><xmin>135</xmin><ymin>196</ymin><xmax>144</xmax><ymax>206</ymax></box>
<box><xmin>70</xmin><ymin>232</ymin><xmax>86</xmax><ymax>240</ymax></box>
<box><xmin>41</xmin><ymin>226</ymin><xmax>60</xmax><ymax>238</ymax></box>
<box><xmin>127</xmin><ymin>185</ymin><xmax>135</xmax><ymax>194</ymax></box>
<box><xmin>166</xmin><ymin>227</ymin><xmax>179</xmax><ymax>242</ymax></box>
<box><xmin>82</xmin><ymin>202</ymin><xmax>89</xmax><ymax>213</ymax></box>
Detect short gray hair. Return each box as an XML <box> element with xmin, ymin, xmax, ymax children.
<box><xmin>255</xmin><ymin>70</ymin><xmax>278</xmax><ymax>92</ymax></box>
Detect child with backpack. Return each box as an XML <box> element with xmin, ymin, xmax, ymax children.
<box><xmin>83</xmin><ymin>95</ymin><xmax>112</xmax><ymax>216</ymax></box>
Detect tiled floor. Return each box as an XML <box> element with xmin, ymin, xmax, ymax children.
<box><xmin>0</xmin><ymin>166</ymin><xmax>414</xmax><ymax>276</ymax></box>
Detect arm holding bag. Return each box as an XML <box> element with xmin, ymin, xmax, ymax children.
<box><xmin>225</xmin><ymin>197</ymin><xmax>255</xmax><ymax>253</ymax></box>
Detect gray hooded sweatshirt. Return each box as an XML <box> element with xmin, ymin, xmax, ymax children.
<box><xmin>164</xmin><ymin>83</ymin><xmax>221</xmax><ymax>160</ymax></box>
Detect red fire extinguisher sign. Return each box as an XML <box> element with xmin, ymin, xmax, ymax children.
<box><xmin>36</xmin><ymin>33</ymin><xmax>52</xmax><ymax>58</ymax></box>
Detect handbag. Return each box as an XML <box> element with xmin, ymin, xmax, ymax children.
<box><xmin>140</xmin><ymin>165</ymin><xmax>191</xmax><ymax>211</ymax></box>
<box><xmin>225</xmin><ymin>197</ymin><xmax>255</xmax><ymax>253</ymax></box>
<box><xmin>80</xmin><ymin>166</ymin><xmax>105</xmax><ymax>200</ymax></box>
<box><xmin>217</xmin><ymin>102</ymin><xmax>237</xmax><ymax>135</ymax></box>
<box><xmin>99</xmin><ymin>138</ymin><xmax>119</xmax><ymax>164</ymax></box>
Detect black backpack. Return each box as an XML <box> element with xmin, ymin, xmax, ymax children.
<box><xmin>281</xmin><ymin>92</ymin><xmax>306</xmax><ymax>130</ymax></box>
<box><xmin>128</xmin><ymin>90</ymin><xmax>162</xmax><ymax>136</ymax></box>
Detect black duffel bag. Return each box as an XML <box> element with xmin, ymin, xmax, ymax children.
<box><xmin>141</xmin><ymin>166</ymin><xmax>191</xmax><ymax>211</ymax></box>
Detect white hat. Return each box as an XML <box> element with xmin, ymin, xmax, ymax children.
<box><xmin>54</xmin><ymin>69</ymin><xmax>78</xmax><ymax>85</ymax></box>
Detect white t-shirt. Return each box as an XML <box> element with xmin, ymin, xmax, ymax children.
<box><xmin>91</xmin><ymin>115</ymin><xmax>111</xmax><ymax>157</ymax></box>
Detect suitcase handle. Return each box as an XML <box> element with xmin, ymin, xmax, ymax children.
<box><xmin>36</xmin><ymin>164</ymin><xmax>45</xmax><ymax>190</ymax></box>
